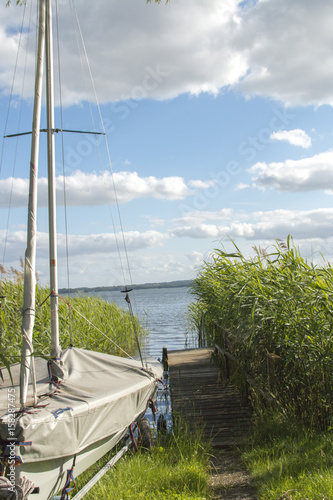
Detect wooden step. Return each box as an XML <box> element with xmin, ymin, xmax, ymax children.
<box><xmin>167</xmin><ymin>347</ymin><xmax>252</xmax><ymax>448</ymax></box>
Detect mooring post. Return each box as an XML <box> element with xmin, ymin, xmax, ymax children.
<box><xmin>162</xmin><ymin>347</ymin><xmax>168</xmax><ymax>371</ymax></box>
<box><xmin>265</xmin><ymin>352</ymin><xmax>282</xmax><ymax>390</ymax></box>
<box><xmin>199</xmin><ymin>312</ymin><xmax>205</xmax><ymax>347</ymax></box>
<box><xmin>224</xmin><ymin>329</ymin><xmax>230</xmax><ymax>379</ymax></box>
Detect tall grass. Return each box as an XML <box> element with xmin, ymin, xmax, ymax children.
<box><xmin>242</xmin><ymin>410</ymin><xmax>333</xmax><ymax>499</ymax></box>
<box><xmin>190</xmin><ymin>236</ymin><xmax>333</xmax><ymax>429</ymax></box>
<box><xmin>74</xmin><ymin>421</ymin><xmax>212</xmax><ymax>499</ymax></box>
<box><xmin>0</xmin><ymin>266</ymin><xmax>145</xmax><ymax>367</ymax></box>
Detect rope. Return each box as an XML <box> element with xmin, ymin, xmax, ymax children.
<box><xmin>0</xmin><ymin>1</ymin><xmax>27</xmax><ymax>174</ymax></box>
<box><xmin>128</xmin><ymin>422</ymin><xmax>142</xmax><ymax>452</ymax></box>
<box><xmin>21</xmin><ymin>324</ymin><xmax>37</xmax><ymax>405</ymax></box>
<box><xmin>148</xmin><ymin>397</ymin><xmax>157</xmax><ymax>421</ymax></box>
<box><xmin>39</xmin><ymin>292</ymin><xmax>139</xmax><ymax>361</ymax></box>
<box><xmin>0</xmin><ymin>472</ymin><xmax>35</xmax><ymax>500</ymax></box>
<box><xmin>55</xmin><ymin>0</ymin><xmax>73</xmax><ymax>346</ymax></box>
<box><xmin>124</xmin><ymin>291</ymin><xmax>143</xmax><ymax>366</ymax></box>
<box><xmin>47</xmin><ymin>359</ymin><xmax>60</xmax><ymax>389</ymax></box>
<box><xmin>0</xmin><ymin>443</ymin><xmax>6</xmax><ymax>477</ymax></box>
<box><xmin>66</xmin><ymin>2</ymin><xmax>145</xmax><ymax>358</ymax></box>
<box><xmin>69</xmin><ymin>0</ymin><xmax>130</xmax><ymax>288</ymax></box>
<box><xmin>0</xmin><ymin>477</ymin><xmax>16</xmax><ymax>499</ymax></box>
<box><xmin>70</xmin><ymin>1</ymin><xmax>142</xmax><ymax>329</ymax></box>
<box><xmin>51</xmin><ymin>407</ymin><xmax>73</xmax><ymax>419</ymax></box>
<box><xmin>0</xmin><ymin>1</ymin><xmax>29</xmax><ymax>270</ymax></box>
<box><xmin>60</xmin><ymin>455</ymin><xmax>76</xmax><ymax>500</ymax></box>
<box><xmin>1</xmin><ymin>3</ymin><xmax>39</xmax><ymax>405</ymax></box>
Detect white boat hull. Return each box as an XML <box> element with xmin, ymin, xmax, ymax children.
<box><xmin>17</xmin><ymin>428</ymin><xmax>128</xmax><ymax>499</ymax></box>
<box><xmin>0</xmin><ymin>348</ymin><xmax>163</xmax><ymax>499</ymax></box>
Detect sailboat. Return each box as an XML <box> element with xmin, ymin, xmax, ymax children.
<box><xmin>0</xmin><ymin>1</ymin><xmax>163</xmax><ymax>498</ymax></box>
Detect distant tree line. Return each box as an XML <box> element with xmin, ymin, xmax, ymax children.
<box><xmin>59</xmin><ymin>280</ymin><xmax>193</xmax><ymax>295</ymax></box>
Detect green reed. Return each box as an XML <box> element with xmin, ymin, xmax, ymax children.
<box><xmin>190</xmin><ymin>236</ymin><xmax>333</xmax><ymax>429</ymax></box>
<box><xmin>0</xmin><ymin>266</ymin><xmax>145</xmax><ymax>369</ymax></box>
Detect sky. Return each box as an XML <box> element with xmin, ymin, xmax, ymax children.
<box><xmin>1</xmin><ymin>0</ymin><xmax>333</xmax><ymax>288</ymax></box>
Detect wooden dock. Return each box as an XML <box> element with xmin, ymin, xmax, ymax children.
<box><xmin>167</xmin><ymin>347</ymin><xmax>252</xmax><ymax>447</ymax></box>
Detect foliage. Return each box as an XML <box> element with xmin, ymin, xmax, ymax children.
<box><xmin>75</xmin><ymin>420</ymin><xmax>212</xmax><ymax>499</ymax></box>
<box><xmin>242</xmin><ymin>410</ymin><xmax>333</xmax><ymax>499</ymax></box>
<box><xmin>190</xmin><ymin>236</ymin><xmax>333</xmax><ymax>429</ymax></box>
<box><xmin>0</xmin><ymin>266</ymin><xmax>145</xmax><ymax>366</ymax></box>
<box><xmin>5</xmin><ymin>0</ymin><xmax>24</xmax><ymax>5</ymax></box>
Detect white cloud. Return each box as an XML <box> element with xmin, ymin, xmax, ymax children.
<box><xmin>235</xmin><ymin>183</ymin><xmax>251</xmax><ymax>191</ymax></box>
<box><xmin>188</xmin><ymin>179</ymin><xmax>216</xmax><ymax>189</ymax></box>
<box><xmin>0</xmin><ymin>170</ymin><xmax>195</xmax><ymax>207</ymax></box>
<box><xmin>235</xmin><ymin>0</ymin><xmax>333</xmax><ymax>106</ymax></box>
<box><xmin>0</xmin><ymin>227</ymin><xmax>169</xmax><ymax>286</ymax></box>
<box><xmin>0</xmin><ymin>228</ymin><xmax>168</xmax><ymax>258</ymax></box>
<box><xmin>143</xmin><ymin>215</ymin><xmax>165</xmax><ymax>228</ymax></box>
<box><xmin>171</xmin><ymin>224</ymin><xmax>220</xmax><ymax>239</ymax></box>
<box><xmin>270</xmin><ymin>129</ymin><xmax>312</xmax><ymax>148</ymax></box>
<box><xmin>118</xmin><ymin>253</ymin><xmax>192</xmax><ymax>285</ymax></box>
<box><xmin>0</xmin><ymin>0</ymin><xmax>245</xmax><ymax>105</ymax></box>
<box><xmin>2</xmin><ymin>0</ymin><xmax>332</xmax><ymax>108</ymax></box>
<box><xmin>185</xmin><ymin>250</ymin><xmax>204</xmax><ymax>266</ymax></box>
<box><xmin>174</xmin><ymin>208</ymin><xmax>234</xmax><ymax>223</ymax></box>
<box><xmin>171</xmin><ymin>207</ymin><xmax>333</xmax><ymax>242</ymax></box>
<box><xmin>248</xmin><ymin>151</ymin><xmax>333</xmax><ymax>192</ymax></box>
<box><xmin>248</xmin><ymin>208</ymin><xmax>333</xmax><ymax>241</ymax></box>
<box><xmin>4</xmin><ymin>207</ymin><xmax>333</xmax><ymax>286</ymax></box>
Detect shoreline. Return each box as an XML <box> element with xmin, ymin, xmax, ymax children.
<box><xmin>59</xmin><ymin>279</ymin><xmax>193</xmax><ymax>295</ymax></box>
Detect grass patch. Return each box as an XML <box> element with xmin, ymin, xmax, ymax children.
<box><xmin>0</xmin><ymin>269</ymin><xmax>145</xmax><ymax>366</ymax></box>
<box><xmin>74</xmin><ymin>423</ymin><xmax>212</xmax><ymax>499</ymax></box>
<box><xmin>241</xmin><ymin>411</ymin><xmax>333</xmax><ymax>499</ymax></box>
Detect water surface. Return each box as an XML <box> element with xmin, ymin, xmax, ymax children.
<box><xmin>89</xmin><ymin>286</ymin><xmax>197</xmax><ymax>359</ymax></box>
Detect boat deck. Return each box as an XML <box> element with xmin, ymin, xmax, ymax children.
<box><xmin>167</xmin><ymin>347</ymin><xmax>253</xmax><ymax>447</ymax></box>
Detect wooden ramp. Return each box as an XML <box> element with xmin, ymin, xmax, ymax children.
<box><xmin>167</xmin><ymin>347</ymin><xmax>252</xmax><ymax>447</ymax></box>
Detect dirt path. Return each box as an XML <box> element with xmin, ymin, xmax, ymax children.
<box><xmin>209</xmin><ymin>449</ymin><xmax>257</xmax><ymax>500</ymax></box>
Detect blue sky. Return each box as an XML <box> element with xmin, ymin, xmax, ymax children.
<box><xmin>1</xmin><ymin>0</ymin><xmax>333</xmax><ymax>288</ymax></box>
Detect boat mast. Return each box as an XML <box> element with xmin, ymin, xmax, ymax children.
<box><xmin>45</xmin><ymin>0</ymin><xmax>61</xmax><ymax>358</ymax></box>
<box><xmin>20</xmin><ymin>0</ymin><xmax>46</xmax><ymax>406</ymax></box>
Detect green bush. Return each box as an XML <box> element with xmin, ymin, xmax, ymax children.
<box><xmin>75</xmin><ymin>420</ymin><xmax>212</xmax><ymax>499</ymax></box>
<box><xmin>190</xmin><ymin>236</ymin><xmax>333</xmax><ymax>429</ymax></box>
<box><xmin>0</xmin><ymin>267</ymin><xmax>145</xmax><ymax>368</ymax></box>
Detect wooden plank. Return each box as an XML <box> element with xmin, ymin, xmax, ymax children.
<box><xmin>168</xmin><ymin>348</ymin><xmax>252</xmax><ymax>448</ymax></box>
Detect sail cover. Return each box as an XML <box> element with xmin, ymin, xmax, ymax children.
<box><xmin>0</xmin><ymin>348</ymin><xmax>162</xmax><ymax>462</ymax></box>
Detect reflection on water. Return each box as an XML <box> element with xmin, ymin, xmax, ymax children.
<box><xmin>77</xmin><ymin>286</ymin><xmax>197</xmax><ymax>433</ymax></box>
<box><xmin>90</xmin><ymin>286</ymin><xmax>197</xmax><ymax>360</ymax></box>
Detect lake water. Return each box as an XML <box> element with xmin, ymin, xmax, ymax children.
<box><xmin>84</xmin><ymin>286</ymin><xmax>198</xmax><ymax>431</ymax></box>
<box><xmin>86</xmin><ymin>286</ymin><xmax>198</xmax><ymax>360</ymax></box>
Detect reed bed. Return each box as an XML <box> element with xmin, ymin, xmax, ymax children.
<box><xmin>190</xmin><ymin>236</ymin><xmax>333</xmax><ymax>429</ymax></box>
<box><xmin>0</xmin><ymin>266</ymin><xmax>145</xmax><ymax>370</ymax></box>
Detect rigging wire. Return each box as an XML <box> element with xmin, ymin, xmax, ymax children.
<box><xmin>69</xmin><ymin>1</ymin><xmax>136</xmax><ymax>288</ymax></box>
<box><xmin>1</xmin><ymin>2</ymin><xmax>147</xmax><ymax>365</ymax></box>
<box><xmin>55</xmin><ymin>0</ymin><xmax>73</xmax><ymax>345</ymax></box>
<box><xmin>123</xmin><ymin>291</ymin><xmax>144</xmax><ymax>366</ymax></box>
<box><xmin>69</xmin><ymin>1</ymin><xmax>146</xmax><ymax>360</ymax></box>
<box><xmin>39</xmin><ymin>291</ymin><xmax>139</xmax><ymax>362</ymax></box>
<box><xmin>68</xmin><ymin>0</ymin><xmax>129</xmax><ymax>289</ymax></box>
<box><xmin>0</xmin><ymin>1</ymin><xmax>31</xmax><ymax>272</ymax></box>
